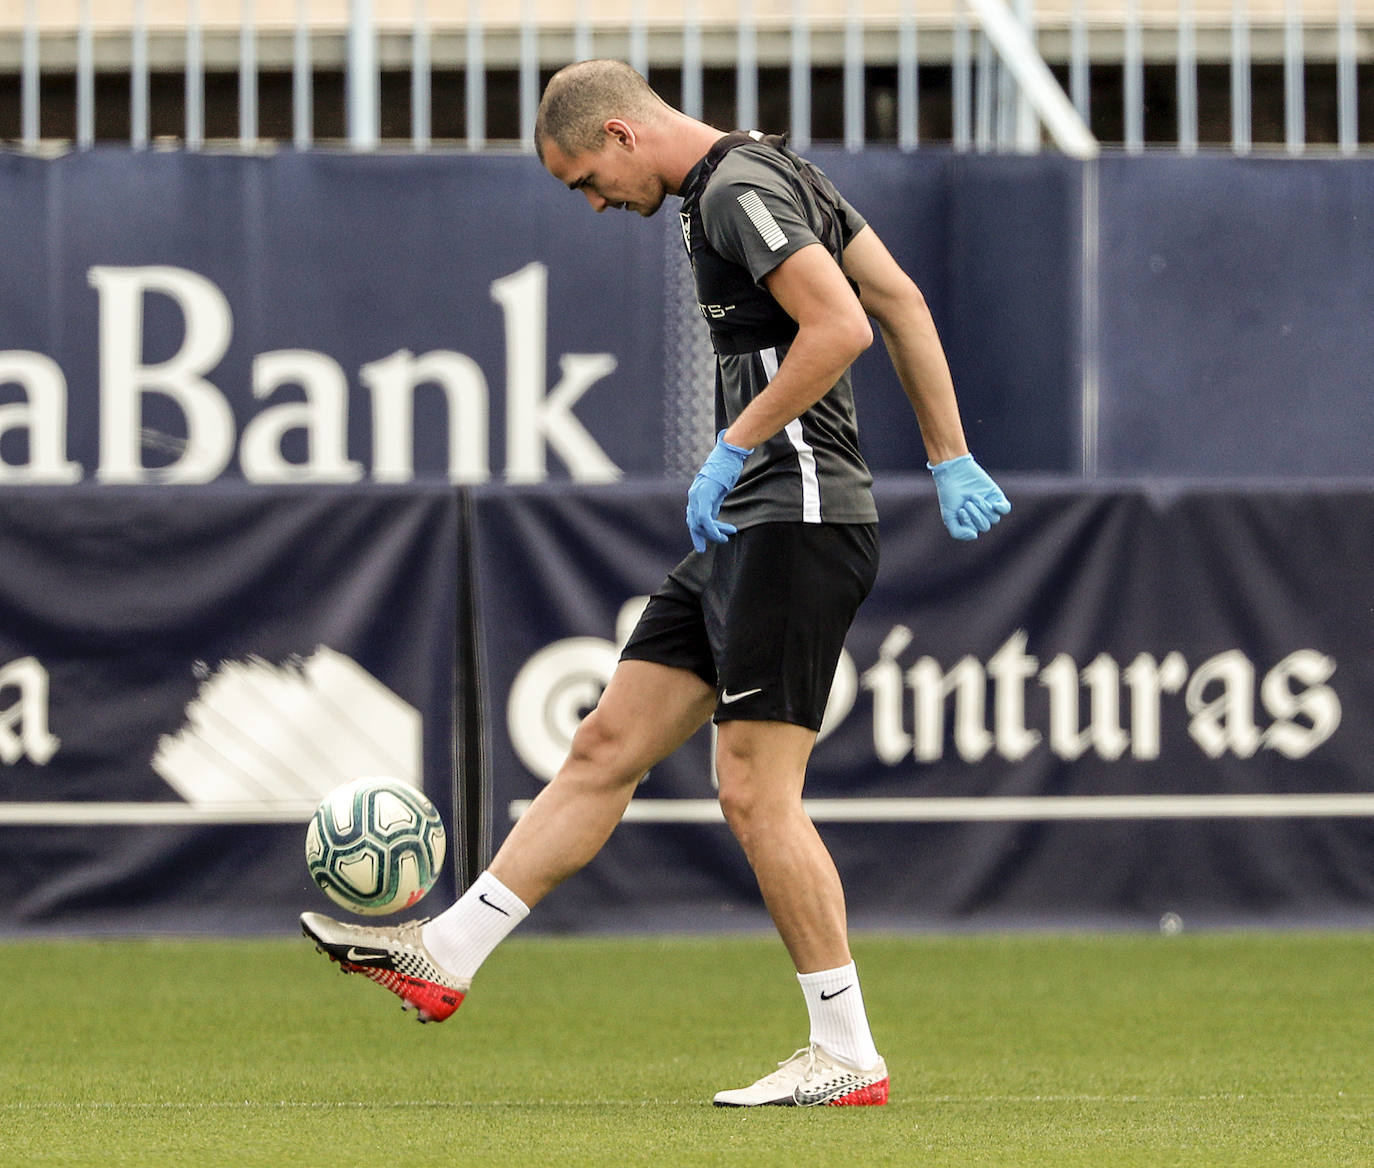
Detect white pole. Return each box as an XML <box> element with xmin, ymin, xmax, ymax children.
<box><xmin>737</xmin><ymin>0</ymin><xmax>758</xmax><ymax>131</ymax></box>
<box><xmin>1283</xmin><ymin>0</ymin><xmax>1304</xmax><ymax>155</ymax></box>
<box><xmin>1178</xmin><ymin>0</ymin><xmax>1197</xmax><ymax>154</ymax></box>
<box><xmin>897</xmin><ymin>0</ymin><xmax>918</xmax><ymax>151</ymax></box>
<box><xmin>1336</xmin><ymin>0</ymin><xmax>1356</xmax><ymax>154</ymax></box>
<box><xmin>412</xmin><ymin>0</ymin><xmax>431</xmax><ymax>151</ymax></box>
<box><xmin>186</xmin><ymin>0</ymin><xmax>204</xmax><ymax>149</ymax></box>
<box><xmin>964</xmin><ymin>0</ymin><xmax>1099</xmax><ymax>158</ymax></box>
<box><xmin>241</xmin><ymin>0</ymin><xmax>258</xmax><ymax>148</ymax></box>
<box><xmin>1231</xmin><ymin>0</ymin><xmax>1251</xmax><ymax>154</ymax></box>
<box><xmin>21</xmin><ymin>0</ymin><xmax>38</xmax><ymax>150</ymax></box>
<box><xmin>348</xmin><ymin>0</ymin><xmax>378</xmax><ymax>150</ymax></box>
<box><xmin>466</xmin><ymin>0</ymin><xmax>485</xmax><ymax>148</ymax></box>
<box><xmin>294</xmin><ymin>0</ymin><xmax>314</xmax><ymax>149</ymax></box>
<box><xmin>77</xmin><ymin>0</ymin><xmax>94</xmax><ymax>149</ymax></box>
<box><xmin>844</xmin><ymin>0</ymin><xmax>865</xmax><ymax>151</ymax></box>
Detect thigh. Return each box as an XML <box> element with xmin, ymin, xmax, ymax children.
<box><xmin>618</xmin><ymin>558</ymin><xmax>717</xmax><ymax>689</ymax></box>
<box><xmin>707</xmin><ymin>522</ymin><xmax>878</xmax><ymax>731</ymax></box>
<box><xmin>577</xmin><ymin>657</ymin><xmax>716</xmax><ymax>778</ymax></box>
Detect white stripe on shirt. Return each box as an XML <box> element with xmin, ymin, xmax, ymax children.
<box><xmin>737</xmin><ymin>189</ymin><xmax>788</xmax><ymax>252</ymax></box>
<box><xmin>759</xmin><ymin>346</ymin><xmax>822</xmax><ymax>523</ymax></box>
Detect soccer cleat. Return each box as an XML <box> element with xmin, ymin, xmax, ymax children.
<box><xmin>712</xmin><ymin>1045</ymin><xmax>889</xmax><ymax>1107</ymax></box>
<box><xmin>300</xmin><ymin>911</ymin><xmax>468</xmax><ymax>1023</ymax></box>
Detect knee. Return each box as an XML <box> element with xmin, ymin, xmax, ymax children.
<box><xmin>557</xmin><ymin>707</ymin><xmax>643</xmax><ymax>793</ymax></box>
<box><xmin>716</xmin><ymin>757</ymin><xmax>786</xmax><ymax>840</ymax></box>
<box><xmin>717</xmin><ymin>783</ymin><xmax>760</xmax><ymax>840</ymax></box>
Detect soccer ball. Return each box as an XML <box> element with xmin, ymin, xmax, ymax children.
<box><xmin>305</xmin><ymin>777</ymin><xmax>446</xmax><ymax>915</ymax></box>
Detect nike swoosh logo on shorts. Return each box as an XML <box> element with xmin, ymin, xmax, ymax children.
<box><xmin>721</xmin><ymin>687</ymin><xmax>763</xmax><ymax>704</ymax></box>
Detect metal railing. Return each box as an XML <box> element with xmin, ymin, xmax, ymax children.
<box><xmin>1</xmin><ymin>1</ymin><xmax>1370</xmax><ymax>154</ymax></box>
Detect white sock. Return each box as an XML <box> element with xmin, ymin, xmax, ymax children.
<box><xmin>420</xmin><ymin>871</ymin><xmax>530</xmax><ymax>983</ymax></box>
<box><xmin>796</xmin><ymin>961</ymin><xmax>881</xmax><ymax>1071</ymax></box>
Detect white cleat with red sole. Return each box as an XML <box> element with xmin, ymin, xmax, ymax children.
<box><xmin>713</xmin><ymin>1045</ymin><xmax>889</xmax><ymax>1107</ymax></box>
<box><xmin>300</xmin><ymin>911</ymin><xmax>468</xmax><ymax>1023</ymax></box>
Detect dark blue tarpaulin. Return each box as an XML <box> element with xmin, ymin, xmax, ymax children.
<box><xmin>0</xmin><ymin>486</ymin><xmax>462</xmax><ymax>933</ymax></box>
<box><xmin>472</xmin><ymin>479</ymin><xmax>1374</xmax><ymax>933</ymax></box>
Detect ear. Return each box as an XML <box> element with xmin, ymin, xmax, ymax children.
<box><xmin>603</xmin><ymin>118</ymin><xmax>637</xmax><ymax>150</ymax></box>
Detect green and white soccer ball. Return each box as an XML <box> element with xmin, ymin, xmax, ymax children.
<box><xmin>305</xmin><ymin>777</ymin><xmax>446</xmax><ymax>915</ymax></box>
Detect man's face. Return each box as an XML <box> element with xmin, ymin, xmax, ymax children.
<box><xmin>542</xmin><ymin>131</ymin><xmax>667</xmax><ymax>218</ymax></box>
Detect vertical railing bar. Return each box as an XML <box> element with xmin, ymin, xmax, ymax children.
<box><xmin>132</xmin><ymin>0</ymin><xmax>149</xmax><ymax>148</ymax></box>
<box><xmin>791</xmin><ymin>0</ymin><xmax>812</xmax><ymax>150</ymax></box>
<box><xmin>21</xmin><ymin>0</ymin><xmax>39</xmax><ymax>150</ymax></box>
<box><xmin>186</xmin><ymin>0</ymin><xmax>204</xmax><ymax>148</ymax></box>
<box><xmin>412</xmin><ymin>0</ymin><xmax>431</xmax><ymax>149</ymax></box>
<box><xmin>294</xmin><ymin>0</ymin><xmax>313</xmax><ymax>149</ymax></box>
<box><xmin>1178</xmin><ymin>0</ymin><xmax>1197</xmax><ymax>154</ymax></box>
<box><xmin>466</xmin><ymin>0</ymin><xmax>486</xmax><ymax>149</ymax></box>
<box><xmin>996</xmin><ymin>23</ymin><xmax>1014</xmax><ymax>148</ymax></box>
<box><xmin>1124</xmin><ymin>0</ymin><xmax>1143</xmax><ymax>152</ymax></box>
<box><xmin>844</xmin><ymin>0</ymin><xmax>864</xmax><ymax>150</ymax></box>
<box><xmin>629</xmin><ymin>0</ymin><xmax>649</xmax><ymax>78</ymax></box>
<box><xmin>1070</xmin><ymin>0</ymin><xmax>1089</xmax><ymax>124</ymax></box>
<box><xmin>1283</xmin><ymin>0</ymin><xmax>1304</xmax><ymax>155</ymax></box>
<box><xmin>574</xmin><ymin>0</ymin><xmax>593</xmax><ymax>63</ymax></box>
<box><xmin>1231</xmin><ymin>0</ymin><xmax>1251</xmax><ymax>154</ymax></box>
<box><xmin>1336</xmin><ymin>0</ymin><xmax>1356</xmax><ymax>154</ymax></box>
<box><xmin>953</xmin><ymin>0</ymin><xmax>972</xmax><ymax>151</ymax></box>
<box><xmin>975</xmin><ymin>29</ymin><xmax>994</xmax><ymax>151</ymax></box>
<box><xmin>241</xmin><ymin>0</ymin><xmax>259</xmax><ymax>148</ymax></box>
<box><xmin>77</xmin><ymin>0</ymin><xmax>94</xmax><ymax>150</ymax></box>
<box><xmin>1080</xmin><ymin>160</ymin><xmax>1100</xmax><ymax>476</ymax></box>
<box><xmin>1013</xmin><ymin>0</ymin><xmax>1038</xmax><ymax>152</ymax></box>
<box><xmin>737</xmin><ymin>0</ymin><xmax>758</xmax><ymax>130</ymax></box>
<box><xmin>348</xmin><ymin>0</ymin><xmax>378</xmax><ymax>150</ymax></box>
<box><xmin>519</xmin><ymin>0</ymin><xmax>538</xmax><ymax>149</ymax></box>
<box><xmin>683</xmin><ymin>0</ymin><xmax>704</xmax><ymax>120</ymax></box>
<box><xmin>897</xmin><ymin>0</ymin><xmax>918</xmax><ymax>151</ymax></box>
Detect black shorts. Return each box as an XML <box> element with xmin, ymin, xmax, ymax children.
<box><xmin>620</xmin><ymin>522</ymin><xmax>878</xmax><ymax>730</ymax></box>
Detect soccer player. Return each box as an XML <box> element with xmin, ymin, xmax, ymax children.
<box><xmin>302</xmin><ymin>59</ymin><xmax>1009</xmax><ymax>1108</ymax></box>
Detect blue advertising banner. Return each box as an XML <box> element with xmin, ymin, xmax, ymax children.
<box><xmin>474</xmin><ymin>480</ymin><xmax>1374</xmax><ymax>932</ymax></box>
<box><xmin>0</xmin><ymin>486</ymin><xmax>462</xmax><ymax>934</ymax></box>
<box><xmin>0</xmin><ymin>149</ymin><xmax>1082</xmax><ymax>488</ymax></box>
<box><xmin>1093</xmin><ymin>156</ymin><xmax>1374</xmax><ymax>477</ymax></box>
<box><xmin>0</xmin><ymin>151</ymin><xmax>668</xmax><ymax>486</ymax></box>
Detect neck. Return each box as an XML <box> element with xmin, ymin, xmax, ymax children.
<box><xmin>658</xmin><ymin>114</ymin><xmax>729</xmax><ymax>195</ymax></box>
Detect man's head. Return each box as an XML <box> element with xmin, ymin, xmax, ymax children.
<box><xmin>534</xmin><ymin>59</ymin><xmax>668</xmax><ymax>162</ymax></box>
<box><xmin>535</xmin><ymin>60</ymin><xmax>702</xmax><ymax>217</ymax></box>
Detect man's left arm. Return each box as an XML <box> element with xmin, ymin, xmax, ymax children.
<box><xmin>842</xmin><ymin>224</ymin><xmax>1010</xmax><ymax>540</ymax></box>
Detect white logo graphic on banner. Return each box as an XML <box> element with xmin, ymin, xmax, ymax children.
<box><xmin>0</xmin><ymin>656</ymin><xmax>60</xmax><ymax>766</ymax></box>
<box><xmin>0</xmin><ymin>647</ymin><xmax>420</xmax><ymax>826</ymax></box>
<box><xmin>860</xmin><ymin>629</ymin><xmax>1342</xmax><ymax>765</ymax></box>
<box><xmin>507</xmin><ymin>622</ymin><xmax>1359</xmax><ymax>827</ymax></box>
<box><xmin>0</xmin><ymin>263</ymin><xmax>622</xmax><ymax>486</ymax></box>
<box><xmin>153</xmin><ymin>646</ymin><xmax>422</xmax><ymax>814</ymax></box>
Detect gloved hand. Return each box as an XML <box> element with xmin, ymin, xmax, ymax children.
<box><xmin>686</xmin><ymin>431</ymin><xmax>753</xmax><ymax>553</ymax></box>
<box><xmin>928</xmin><ymin>453</ymin><xmax>1011</xmax><ymax>540</ymax></box>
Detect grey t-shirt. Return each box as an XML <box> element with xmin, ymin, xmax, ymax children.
<box><xmin>684</xmin><ymin>139</ymin><xmax>879</xmax><ymax>529</ymax></box>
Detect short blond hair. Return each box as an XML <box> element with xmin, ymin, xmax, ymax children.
<box><xmin>534</xmin><ymin>59</ymin><xmax>670</xmax><ymax>161</ymax></box>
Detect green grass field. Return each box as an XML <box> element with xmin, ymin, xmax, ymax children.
<box><xmin>3</xmin><ymin>931</ymin><xmax>1371</xmax><ymax>1167</ymax></box>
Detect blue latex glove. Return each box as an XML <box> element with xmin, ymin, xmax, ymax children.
<box><xmin>686</xmin><ymin>431</ymin><xmax>753</xmax><ymax>553</ymax></box>
<box><xmin>928</xmin><ymin>453</ymin><xmax>1011</xmax><ymax>540</ymax></box>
